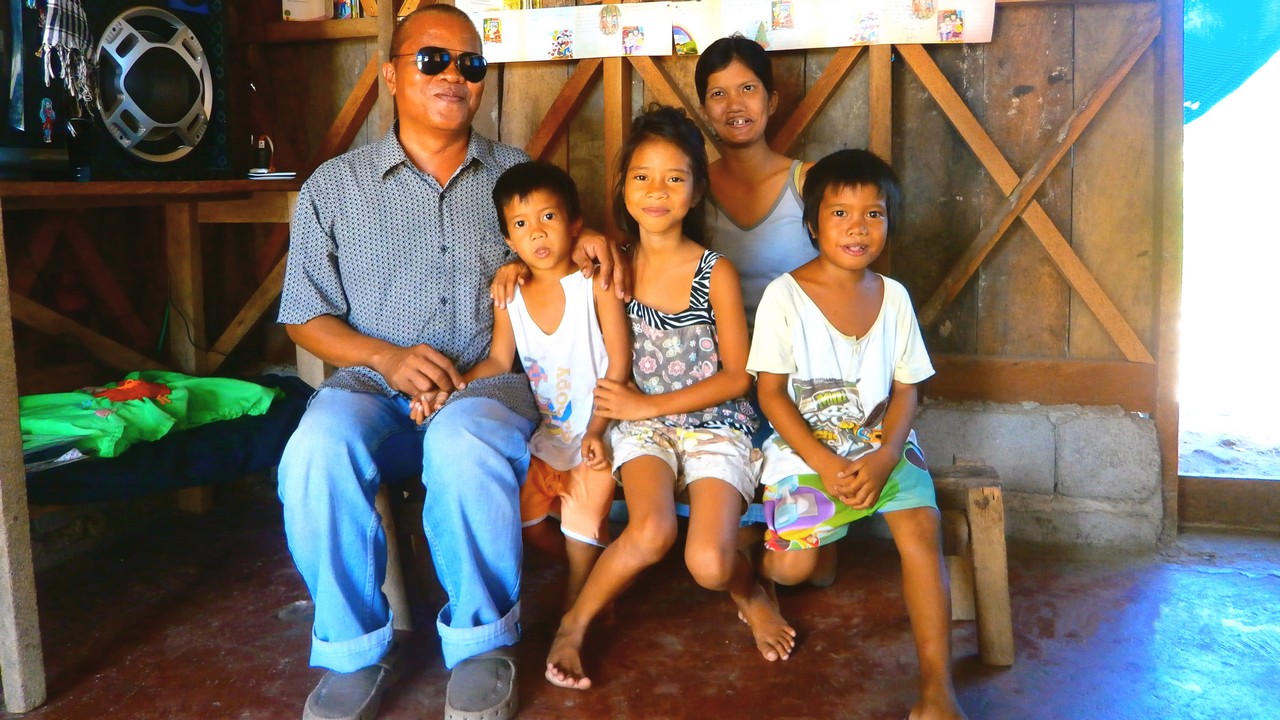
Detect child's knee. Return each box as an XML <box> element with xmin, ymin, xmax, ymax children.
<box><xmin>684</xmin><ymin>544</ymin><xmax>735</xmax><ymax>590</ymax></box>
<box><xmin>623</xmin><ymin>516</ymin><xmax>677</xmax><ymax>564</ymax></box>
<box><xmin>888</xmin><ymin>507</ymin><xmax>943</xmax><ymax>553</ymax></box>
<box><xmin>763</xmin><ymin>548</ymin><xmax>822</xmax><ymax>586</ymax></box>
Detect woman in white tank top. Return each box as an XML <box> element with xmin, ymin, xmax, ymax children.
<box><xmin>696</xmin><ymin>35</ymin><xmax>818</xmax><ymax>327</ymax></box>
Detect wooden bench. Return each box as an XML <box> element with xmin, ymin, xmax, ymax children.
<box><xmin>933</xmin><ymin>460</ymin><xmax>1014</xmax><ymax>666</ymax></box>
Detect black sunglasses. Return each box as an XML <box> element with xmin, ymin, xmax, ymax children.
<box><xmin>391</xmin><ymin>46</ymin><xmax>488</xmax><ymax>83</ymax></box>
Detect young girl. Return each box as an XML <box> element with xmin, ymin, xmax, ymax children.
<box><xmin>544</xmin><ymin>106</ymin><xmax>796</xmax><ymax>691</ymax></box>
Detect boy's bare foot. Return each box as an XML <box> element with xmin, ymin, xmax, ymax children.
<box><xmin>736</xmin><ymin>582</ymin><xmax>796</xmax><ymax>662</ymax></box>
<box><xmin>909</xmin><ymin>689</ymin><xmax>967</xmax><ymax>720</ymax></box>
<box><xmin>738</xmin><ymin>577</ymin><xmax>778</xmax><ymax>624</ymax></box>
<box><xmin>545</xmin><ymin>623</ymin><xmax>592</xmax><ymax>690</ymax></box>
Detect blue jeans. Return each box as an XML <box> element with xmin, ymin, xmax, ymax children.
<box><xmin>278</xmin><ymin>388</ymin><xmax>534</xmax><ymax>672</ymax></box>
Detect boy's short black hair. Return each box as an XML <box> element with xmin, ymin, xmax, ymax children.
<box><xmin>492</xmin><ymin>161</ymin><xmax>582</xmax><ymax>238</ymax></box>
<box><xmin>801</xmin><ymin>149</ymin><xmax>903</xmax><ymax>247</ymax></box>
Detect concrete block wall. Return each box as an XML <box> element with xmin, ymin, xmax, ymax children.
<box><xmin>914</xmin><ymin>400</ymin><xmax>1163</xmax><ymax>547</ymax></box>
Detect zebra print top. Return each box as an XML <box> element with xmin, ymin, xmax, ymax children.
<box><xmin>626</xmin><ymin>250</ymin><xmax>757</xmax><ymax>433</ymax></box>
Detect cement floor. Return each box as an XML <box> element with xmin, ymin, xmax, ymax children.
<box><xmin>7</xmin><ymin>485</ymin><xmax>1280</xmax><ymax>720</ymax></box>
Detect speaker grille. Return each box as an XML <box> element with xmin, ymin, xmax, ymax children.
<box><xmin>95</xmin><ymin>7</ymin><xmax>212</xmax><ymax>163</ymax></box>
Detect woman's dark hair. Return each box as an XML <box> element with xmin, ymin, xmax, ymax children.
<box><xmin>611</xmin><ymin>104</ymin><xmax>709</xmax><ymax>246</ymax></box>
<box><xmin>695</xmin><ymin>34</ymin><xmax>774</xmax><ymax>104</ymax></box>
<box><xmin>492</xmin><ymin>161</ymin><xmax>581</xmax><ymax>238</ymax></box>
<box><xmin>801</xmin><ymin>149</ymin><xmax>903</xmax><ymax>247</ymax></box>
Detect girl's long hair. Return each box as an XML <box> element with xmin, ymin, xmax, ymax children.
<box><xmin>611</xmin><ymin>104</ymin><xmax>709</xmax><ymax>247</ymax></box>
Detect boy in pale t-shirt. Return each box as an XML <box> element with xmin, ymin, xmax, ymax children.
<box><xmin>413</xmin><ymin>161</ymin><xmax>631</xmax><ymax>611</ymax></box>
<box><xmin>747</xmin><ymin>150</ymin><xmax>966</xmax><ymax>719</ymax></box>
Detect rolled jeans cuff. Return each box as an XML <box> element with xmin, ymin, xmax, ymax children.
<box><xmin>309</xmin><ymin>611</ymin><xmax>395</xmax><ymax>673</ymax></box>
<box><xmin>437</xmin><ymin>600</ymin><xmax>521</xmax><ymax>669</ymax></box>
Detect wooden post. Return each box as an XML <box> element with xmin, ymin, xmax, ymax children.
<box><xmin>376</xmin><ymin>487</ymin><xmax>413</xmax><ymax>632</ymax></box>
<box><xmin>940</xmin><ymin>510</ymin><xmax>975</xmax><ymax>621</ymax></box>
<box><xmin>967</xmin><ymin>485</ymin><xmax>1014</xmax><ymax>666</ymax></box>
<box><xmin>603</xmin><ymin>57</ymin><xmax>632</xmax><ymax>242</ymax></box>
<box><xmin>164</xmin><ymin>202</ymin><xmax>213</xmax><ymax>514</ymax></box>
<box><xmin>1153</xmin><ymin>0</ymin><xmax>1184</xmax><ymax>541</ymax></box>
<box><xmin>0</xmin><ymin>198</ymin><xmax>48</xmax><ymax>712</ymax></box>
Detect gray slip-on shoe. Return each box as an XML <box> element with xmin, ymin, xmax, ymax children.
<box><xmin>303</xmin><ymin>642</ymin><xmax>403</xmax><ymax>720</ymax></box>
<box><xmin>444</xmin><ymin>647</ymin><xmax>518</xmax><ymax>720</ymax></box>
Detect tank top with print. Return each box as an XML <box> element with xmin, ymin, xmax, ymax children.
<box><xmin>509</xmin><ymin>272</ymin><xmax>610</xmax><ymax>471</ymax></box>
<box><xmin>626</xmin><ymin>250</ymin><xmax>757</xmax><ymax>434</ymax></box>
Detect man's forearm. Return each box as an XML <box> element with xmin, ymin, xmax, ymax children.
<box><xmin>285</xmin><ymin>315</ymin><xmax>398</xmax><ymax>375</ymax></box>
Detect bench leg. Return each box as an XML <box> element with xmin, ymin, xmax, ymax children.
<box><xmin>940</xmin><ymin>510</ymin><xmax>975</xmax><ymax>621</ymax></box>
<box><xmin>967</xmin><ymin>486</ymin><xmax>1013</xmax><ymax>665</ymax></box>
<box><xmin>376</xmin><ymin>486</ymin><xmax>413</xmax><ymax>633</ymax></box>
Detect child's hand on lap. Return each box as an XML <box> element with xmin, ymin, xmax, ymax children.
<box><xmin>837</xmin><ymin>448</ymin><xmax>897</xmax><ymax>509</ymax></box>
<box><xmin>592</xmin><ymin>378</ymin><xmax>656</xmax><ymax>421</ymax></box>
<box><xmin>581</xmin><ymin>432</ymin><xmax>612</xmax><ymax>471</ymax></box>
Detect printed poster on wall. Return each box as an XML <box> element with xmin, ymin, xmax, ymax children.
<box><xmin>462</xmin><ymin>2</ymin><xmax>674</xmax><ymax>63</ymax></box>
<box><xmin>459</xmin><ymin>1</ymin><xmax>995</xmax><ymax>64</ymax></box>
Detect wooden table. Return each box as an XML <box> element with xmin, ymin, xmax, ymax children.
<box><xmin>0</xmin><ymin>180</ymin><xmax>299</xmax><ymax>712</ymax></box>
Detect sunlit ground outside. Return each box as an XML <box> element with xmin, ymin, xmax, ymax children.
<box><xmin>1178</xmin><ymin>50</ymin><xmax>1280</xmax><ymax>479</ymax></box>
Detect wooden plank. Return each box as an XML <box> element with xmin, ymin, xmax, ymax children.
<box><xmin>64</xmin><ymin>224</ymin><xmax>153</xmax><ymax>350</ymax></box>
<box><xmin>631</xmin><ymin>55</ymin><xmax>721</xmax><ymax>163</ymax></box>
<box><xmin>769</xmin><ymin>46</ymin><xmax>863</xmax><ymax>156</ymax></box>
<box><xmin>947</xmin><ymin>554</ymin><xmax>976</xmax><ymax>622</ymax></box>
<box><xmin>246</xmin><ymin>18</ymin><xmax>379</xmax><ymax>44</ymax></box>
<box><xmin>604</xmin><ymin>57</ymin><xmax>633</xmax><ymax>241</ymax></box>
<box><xmin>892</xmin><ymin>43</ymin><xmax>983</xmax><ymax>354</ymax></box>
<box><xmin>569</xmin><ymin>66</ymin><xmax>609</xmax><ymax>232</ymax></box>
<box><xmin>8</xmin><ymin>294</ymin><xmax>167</xmax><ymax>372</ymax></box>
<box><xmin>164</xmin><ymin>203</ymin><xmax>207</xmax><ymax>375</ymax></box>
<box><xmin>526</xmin><ymin>59</ymin><xmax>603</xmax><ymax>161</ymax></box>
<box><xmin>1153</xmin><ymin>0</ymin><xmax>1184</xmax><ymax>540</ymax></box>
<box><xmin>1071</xmin><ymin>3</ymin><xmax>1158</xmax><ymax>360</ymax></box>
<box><xmin>974</xmin><ymin>5</ymin><xmax>1073</xmax><ymax>359</ymax></box>
<box><xmin>1179</xmin><ymin>477</ymin><xmax>1280</xmax><ymax>532</ymax></box>
<box><xmin>933</xmin><ymin>464</ymin><xmax>1003</xmax><ymax>512</ymax></box>
<box><xmin>8</xmin><ymin>221</ymin><xmax>60</xmax><ymax>297</ymax></box>
<box><xmin>0</xmin><ymin>199</ymin><xmax>48</xmax><ymax>713</ymax></box>
<box><xmin>898</xmin><ymin>43</ymin><xmax>1154</xmax><ymax>363</ymax></box>
<box><xmin>196</xmin><ymin>192</ymin><xmax>298</xmax><ymax>224</ymax></box>
<box><xmin>312</xmin><ymin>53</ymin><xmax>382</xmax><ymax>172</ymax></box>
<box><xmin>968</xmin><ymin>486</ymin><xmax>1014</xmax><ymax>666</ymax></box>
<box><xmin>377</xmin><ymin>486</ymin><xmax>413</xmax><ymax>632</ymax></box>
<box><xmin>868</xmin><ymin>45</ymin><xmax>893</xmax><ymax>163</ymax></box>
<box><xmin>207</xmin><ymin>254</ymin><xmax>287</xmax><ymax>370</ymax></box>
<box><xmin>374</xmin><ymin>0</ymin><xmax>396</xmax><ymax>138</ymax></box>
<box><xmin>909</xmin><ymin>12</ymin><xmax>1161</xmax><ymax>362</ymax></box>
<box><xmin>924</xmin><ymin>355</ymin><xmax>1157</xmax><ymax>413</ymax></box>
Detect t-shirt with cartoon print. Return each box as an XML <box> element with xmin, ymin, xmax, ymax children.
<box><xmin>746</xmin><ymin>272</ymin><xmax>934</xmax><ymax>486</ymax></box>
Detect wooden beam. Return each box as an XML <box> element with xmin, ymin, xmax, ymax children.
<box><xmin>627</xmin><ymin>55</ymin><xmax>722</xmax><ymax>162</ymax></box>
<box><xmin>768</xmin><ymin>45</ymin><xmax>864</xmax><ymax>156</ymax></box>
<box><xmin>164</xmin><ymin>203</ymin><xmax>207</xmax><ymax>376</ymax></box>
<box><xmin>868</xmin><ymin>45</ymin><xmax>893</xmax><ymax>163</ymax></box>
<box><xmin>310</xmin><ymin>53</ymin><xmax>383</xmax><ymax>173</ymax></box>
<box><xmin>0</xmin><ymin>198</ymin><xmax>47</xmax><ymax>713</ymax></box>
<box><xmin>8</xmin><ymin>221</ymin><xmax>59</xmax><ymax>297</ymax></box>
<box><xmin>924</xmin><ymin>355</ymin><xmax>1157</xmax><ymax>413</ymax></box>
<box><xmin>9</xmin><ymin>293</ymin><xmax>168</xmax><ymax>372</ymax></box>
<box><xmin>526</xmin><ymin>59</ymin><xmax>603</xmax><ymax>161</ymax></box>
<box><xmin>1179</xmin><ymin>477</ymin><xmax>1280</xmax><ymax>532</ymax></box>
<box><xmin>207</xmin><ymin>253</ymin><xmax>287</xmax><ymax>370</ymax></box>
<box><xmin>64</xmin><ymin>223</ymin><xmax>153</xmax><ymax>350</ymax></box>
<box><xmin>196</xmin><ymin>192</ymin><xmax>297</xmax><ymax>224</ymax></box>
<box><xmin>1154</xmin><ymin>0</ymin><xmax>1185</xmax><ymax>541</ymax></box>
<box><xmin>901</xmin><ymin>14</ymin><xmax>1161</xmax><ymax>363</ymax></box>
<box><xmin>603</xmin><ymin>57</ymin><xmax>632</xmax><ymax>241</ymax></box>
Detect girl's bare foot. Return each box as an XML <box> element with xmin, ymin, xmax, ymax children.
<box><xmin>736</xmin><ymin>582</ymin><xmax>796</xmax><ymax>661</ymax></box>
<box><xmin>545</xmin><ymin>623</ymin><xmax>592</xmax><ymax>690</ymax></box>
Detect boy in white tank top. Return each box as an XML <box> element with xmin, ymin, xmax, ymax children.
<box><xmin>411</xmin><ymin>162</ymin><xmax>632</xmax><ymax>611</ymax></box>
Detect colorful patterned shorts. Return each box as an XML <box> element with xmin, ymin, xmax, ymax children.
<box><xmin>763</xmin><ymin>442</ymin><xmax>937</xmax><ymax>552</ymax></box>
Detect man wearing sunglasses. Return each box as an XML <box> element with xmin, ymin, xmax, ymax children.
<box><xmin>277</xmin><ymin>6</ymin><xmax>624</xmax><ymax>720</ymax></box>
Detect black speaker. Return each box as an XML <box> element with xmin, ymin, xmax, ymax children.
<box><xmin>84</xmin><ymin>0</ymin><xmax>229</xmax><ymax>179</ymax></box>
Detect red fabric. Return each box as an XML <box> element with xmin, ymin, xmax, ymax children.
<box><xmin>92</xmin><ymin>379</ymin><xmax>173</xmax><ymax>405</ymax></box>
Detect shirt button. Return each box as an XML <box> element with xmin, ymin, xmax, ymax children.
<box><xmin>441</xmin><ymin>297</ymin><xmax>448</xmax><ymax>306</ymax></box>
<box><xmin>441</xmin><ymin>245</ymin><xmax>448</xmax><ymax>254</ymax></box>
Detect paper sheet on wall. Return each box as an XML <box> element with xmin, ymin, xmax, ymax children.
<box><xmin>463</xmin><ymin>2</ymin><xmax>673</xmax><ymax>63</ymax></box>
<box><xmin>460</xmin><ymin>1</ymin><xmax>994</xmax><ymax>64</ymax></box>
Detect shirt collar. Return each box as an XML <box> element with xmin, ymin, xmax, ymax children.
<box><xmin>374</xmin><ymin>123</ymin><xmax>501</xmax><ymax>179</ymax></box>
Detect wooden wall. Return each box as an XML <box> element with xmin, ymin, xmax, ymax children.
<box><xmin>241</xmin><ymin>0</ymin><xmax>1181</xmax><ymax>524</ymax></box>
